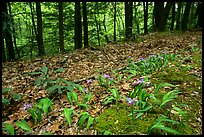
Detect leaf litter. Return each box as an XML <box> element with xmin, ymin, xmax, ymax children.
<box><xmin>2</xmin><ymin>31</ymin><xmax>202</xmax><ymax>135</ymax></box>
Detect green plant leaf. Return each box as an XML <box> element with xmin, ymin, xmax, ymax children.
<box><xmin>35</xmin><ymin>75</ymin><xmax>46</xmax><ymax>87</ymax></box>
<box><xmin>3</xmin><ymin>123</ymin><xmax>15</xmax><ymax>135</ymax></box>
<box><xmin>2</xmin><ymin>98</ymin><xmax>10</xmax><ymax>106</ymax></box>
<box><xmin>155</xmin><ymin>115</ymin><xmax>178</xmax><ymax>124</ymax></box>
<box><xmin>148</xmin><ymin>123</ymin><xmax>180</xmax><ymax>135</ymax></box>
<box><xmin>72</xmin><ymin>91</ymin><xmax>79</xmax><ymax>104</ymax></box>
<box><xmin>135</xmin><ymin>112</ymin><xmax>144</xmax><ymax>119</ymax></box>
<box><xmin>11</xmin><ymin>93</ymin><xmax>22</xmax><ymax>101</ymax></box>
<box><xmin>103</xmin><ymin>130</ymin><xmax>113</xmax><ymax>135</ymax></box>
<box><xmin>54</xmin><ymin>68</ymin><xmax>64</xmax><ymax>73</ymax></box>
<box><xmin>154</xmin><ymin>83</ymin><xmax>175</xmax><ymax>94</ymax></box>
<box><xmin>38</xmin><ymin>98</ymin><xmax>53</xmax><ymax>116</ymax></box>
<box><xmin>2</xmin><ymin>87</ymin><xmax>12</xmax><ymax>94</ymax></box>
<box><xmin>27</xmin><ymin>108</ymin><xmax>38</xmax><ymax>125</ymax></box>
<box><xmin>15</xmin><ymin>120</ymin><xmax>32</xmax><ymax>132</ymax></box>
<box><xmin>67</xmin><ymin>92</ymin><xmax>73</xmax><ymax>105</ymax></box>
<box><xmin>64</xmin><ymin>108</ymin><xmax>73</xmax><ymax>127</ymax></box>
<box><xmin>27</xmin><ymin>71</ymin><xmax>42</xmax><ymax>76</ymax></box>
<box><xmin>172</xmin><ymin>107</ymin><xmax>189</xmax><ymax>123</ymax></box>
<box><xmin>78</xmin><ymin>114</ymin><xmax>89</xmax><ymax>128</ymax></box>
<box><xmin>41</xmin><ymin>132</ymin><xmax>53</xmax><ymax>135</ymax></box>
<box><xmin>86</xmin><ymin>116</ymin><xmax>94</xmax><ymax>129</ymax></box>
<box><xmin>41</xmin><ymin>65</ymin><xmax>48</xmax><ymax>75</ymax></box>
<box><xmin>103</xmin><ymin>96</ymin><xmax>115</xmax><ymax>105</ymax></box>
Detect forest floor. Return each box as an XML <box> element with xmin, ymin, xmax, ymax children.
<box><xmin>2</xmin><ymin>30</ymin><xmax>202</xmax><ymax>135</ymax></box>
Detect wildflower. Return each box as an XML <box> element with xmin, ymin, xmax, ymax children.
<box><xmin>149</xmin><ymin>54</ymin><xmax>154</xmax><ymax>57</ymax></box>
<box><xmin>139</xmin><ymin>58</ymin><xmax>145</xmax><ymax>61</ymax></box>
<box><xmin>86</xmin><ymin>79</ymin><xmax>92</xmax><ymax>84</ymax></box>
<box><xmin>133</xmin><ymin>78</ymin><xmax>144</xmax><ymax>86</ymax></box>
<box><xmin>158</xmin><ymin>56</ymin><xmax>164</xmax><ymax>59</ymax></box>
<box><xmin>109</xmin><ymin>77</ymin><xmax>114</xmax><ymax>81</ymax></box>
<box><xmin>83</xmin><ymin>88</ymin><xmax>89</xmax><ymax>94</ymax></box>
<box><xmin>103</xmin><ymin>74</ymin><xmax>110</xmax><ymax>79</ymax></box>
<box><xmin>128</xmin><ymin>56</ymin><xmax>132</xmax><ymax>59</ymax></box>
<box><xmin>22</xmin><ymin>103</ymin><xmax>32</xmax><ymax>111</ymax></box>
<box><xmin>126</xmin><ymin>97</ymin><xmax>138</xmax><ymax>105</ymax></box>
<box><xmin>162</xmin><ymin>51</ymin><xmax>167</xmax><ymax>54</ymax></box>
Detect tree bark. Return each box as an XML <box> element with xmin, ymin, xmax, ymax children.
<box><xmin>36</xmin><ymin>2</ymin><xmax>45</xmax><ymax>56</ymax></box>
<box><xmin>2</xmin><ymin>36</ymin><xmax>6</xmax><ymax>62</ymax></box>
<box><xmin>8</xmin><ymin>2</ymin><xmax>20</xmax><ymax>59</ymax></box>
<box><xmin>58</xmin><ymin>2</ymin><xmax>65</xmax><ymax>52</ymax></box>
<box><xmin>125</xmin><ymin>2</ymin><xmax>132</xmax><ymax>39</ymax></box>
<box><xmin>176</xmin><ymin>2</ymin><xmax>182</xmax><ymax>30</ymax></box>
<box><xmin>170</xmin><ymin>2</ymin><xmax>175</xmax><ymax>31</ymax></box>
<box><xmin>143</xmin><ymin>2</ymin><xmax>148</xmax><ymax>34</ymax></box>
<box><xmin>2</xmin><ymin>2</ymin><xmax>15</xmax><ymax>61</ymax></box>
<box><xmin>181</xmin><ymin>2</ymin><xmax>191</xmax><ymax>31</ymax></box>
<box><xmin>82</xmin><ymin>2</ymin><xmax>88</xmax><ymax>48</ymax></box>
<box><xmin>75</xmin><ymin>2</ymin><xmax>82</xmax><ymax>49</ymax></box>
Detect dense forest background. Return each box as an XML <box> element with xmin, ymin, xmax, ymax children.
<box><xmin>2</xmin><ymin>2</ymin><xmax>202</xmax><ymax>62</ymax></box>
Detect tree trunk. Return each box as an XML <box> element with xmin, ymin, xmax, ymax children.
<box><xmin>75</xmin><ymin>2</ymin><xmax>82</xmax><ymax>49</ymax></box>
<box><xmin>125</xmin><ymin>2</ymin><xmax>132</xmax><ymax>39</ymax></box>
<box><xmin>2</xmin><ymin>2</ymin><xmax>15</xmax><ymax>61</ymax></box>
<box><xmin>134</xmin><ymin>2</ymin><xmax>140</xmax><ymax>34</ymax></box>
<box><xmin>94</xmin><ymin>3</ymin><xmax>100</xmax><ymax>46</ymax></box>
<box><xmin>176</xmin><ymin>2</ymin><xmax>182</xmax><ymax>30</ymax></box>
<box><xmin>82</xmin><ymin>2</ymin><xmax>88</xmax><ymax>48</ymax></box>
<box><xmin>143</xmin><ymin>2</ymin><xmax>148</xmax><ymax>34</ymax></box>
<box><xmin>154</xmin><ymin>2</ymin><xmax>164</xmax><ymax>31</ymax></box>
<box><xmin>103</xmin><ymin>14</ymin><xmax>110</xmax><ymax>43</ymax></box>
<box><xmin>58</xmin><ymin>2</ymin><xmax>65</xmax><ymax>52</ymax></box>
<box><xmin>114</xmin><ymin>2</ymin><xmax>116</xmax><ymax>42</ymax></box>
<box><xmin>195</xmin><ymin>2</ymin><xmax>202</xmax><ymax>28</ymax></box>
<box><xmin>30</xmin><ymin>2</ymin><xmax>38</xmax><ymax>41</ymax></box>
<box><xmin>181</xmin><ymin>2</ymin><xmax>191</xmax><ymax>31</ymax></box>
<box><xmin>170</xmin><ymin>2</ymin><xmax>175</xmax><ymax>31</ymax></box>
<box><xmin>8</xmin><ymin>2</ymin><xmax>20</xmax><ymax>59</ymax></box>
<box><xmin>36</xmin><ymin>2</ymin><xmax>45</xmax><ymax>56</ymax></box>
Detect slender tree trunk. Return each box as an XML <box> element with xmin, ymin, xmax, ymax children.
<box><xmin>143</xmin><ymin>2</ymin><xmax>148</xmax><ymax>34</ymax></box>
<box><xmin>114</xmin><ymin>2</ymin><xmax>116</xmax><ymax>42</ymax></box>
<box><xmin>125</xmin><ymin>2</ymin><xmax>132</xmax><ymax>39</ymax></box>
<box><xmin>58</xmin><ymin>2</ymin><xmax>65</xmax><ymax>52</ymax></box>
<box><xmin>94</xmin><ymin>3</ymin><xmax>100</xmax><ymax>46</ymax></box>
<box><xmin>163</xmin><ymin>2</ymin><xmax>173</xmax><ymax>30</ymax></box>
<box><xmin>30</xmin><ymin>2</ymin><xmax>38</xmax><ymax>40</ymax></box>
<box><xmin>170</xmin><ymin>2</ymin><xmax>175</xmax><ymax>31</ymax></box>
<box><xmin>176</xmin><ymin>2</ymin><xmax>182</xmax><ymax>30</ymax></box>
<box><xmin>152</xmin><ymin>2</ymin><xmax>155</xmax><ymax>31</ymax></box>
<box><xmin>8</xmin><ymin>2</ymin><xmax>20</xmax><ymax>59</ymax></box>
<box><xmin>195</xmin><ymin>2</ymin><xmax>202</xmax><ymax>28</ymax></box>
<box><xmin>82</xmin><ymin>2</ymin><xmax>88</xmax><ymax>48</ymax></box>
<box><xmin>154</xmin><ymin>2</ymin><xmax>164</xmax><ymax>31</ymax></box>
<box><xmin>181</xmin><ymin>2</ymin><xmax>191</xmax><ymax>31</ymax></box>
<box><xmin>36</xmin><ymin>2</ymin><xmax>45</xmax><ymax>56</ymax></box>
<box><xmin>2</xmin><ymin>2</ymin><xmax>15</xmax><ymax>61</ymax></box>
<box><xmin>103</xmin><ymin>14</ymin><xmax>110</xmax><ymax>43</ymax></box>
<box><xmin>75</xmin><ymin>2</ymin><xmax>82</xmax><ymax>49</ymax></box>
<box><xmin>134</xmin><ymin>2</ymin><xmax>140</xmax><ymax>34</ymax></box>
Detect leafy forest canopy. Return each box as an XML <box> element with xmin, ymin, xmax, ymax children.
<box><xmin>2</xmin><ymin>2</ymin><xmax>202</xmax><ymax>61</ymax></box>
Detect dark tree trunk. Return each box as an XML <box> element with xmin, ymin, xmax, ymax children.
<box><xmin>125</xmin><ymin>2</ymin><xmax>132</xmax><ymax>39</ymax></box>
<box><xmin>75</xmin><ymin>2</ymin><xmax>82</xmax><ymax>49</ymax></box>
<box><xmin>154</xmin><ymin>2</ymin><xmax>164</xmax><ymax>31</ymax></box>
<box><xmin>8</xmin><ymin>2</ymin><xmax>20</xmax><ymax>59</ymax></box>
<box><xmin>170</xmin><ymin>2</ymin><xmax>175</xmax><ymax>31</ymax></box>
<box><xmin>58</xmin><ymin>2</ymin><xmax>65</xmax><ymax>52</ymax></box>
<box><xmin>36</xmin><ymin>2</ymin><xmax>45</xmax><ymax>56</ymax></box>
<box><xmin>114</xmin><ymin>2</ymin><xmax>116</xmax><ymax>42</ymax></box>
<box><xmin>82</xmin><ymin>2</ymin><xmax>88</xmax><ymax>48</ymax></box>
<box><xmin>154</xmin><ymin>2</ymin><xmax>172</xmax><ymax>32</ymax></box>
<box><xmin>195</xmin><ymin>2</ymin><xmax>202</xmax><ymax>28</ymax></box>
<box><xmin>134</xmin><ymin>2</ymin><xmax>140</xmax><ymax>34</ymax></box>
<box><xmin>2</xmin><ymin>2</ymin><xmax>15</xmax><ymax>61</ymax></box>
<box><xmin>181</xmin><ymin>2</ymin><xmax>191</xmax><ymax>31</ymax></box>
<box><xmin>143</xmin><ymin>2</ymin><xmax>148</xmax><ymax>34</ymax></box>
<box><xmin>176</xmin><ymin>2</ymin><xmax>182</xmax><ymax>30</ymax></box>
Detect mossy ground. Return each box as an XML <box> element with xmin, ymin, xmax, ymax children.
<box><xmin>94</xmin><ymin>47</ymin><xmax>202</xmax><ymax>135</ymax></box>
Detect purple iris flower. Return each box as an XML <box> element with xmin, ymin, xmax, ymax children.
<box><xmin>126</xmin><ymin>97</ymin><xmax>138</xmax><ymax>105</ymax></box>
<box><xmin>83</xmin><ymin>88</ymin><xmax>89</xmax><ymax>94</ymax></box>
<box><xmin>162</xmin><ymin>51</ymin><xmax>167</xmax><ymax>54</ymax></box>
<box><xmin>139</xmin><ymin>58</ymin><xmax>145</xmax><ymax>61</ymax></box>
<box><xmin>109</xmin><ymin>77</ymin><xmax>114</xmax><ymax>81</ymax></box>
<box><xmin>86</xmin><ymin>79</ymin><xmax>92</xmax><ymax>84</ymax></box>
<box><xmin>103</xmin><ymin>74</ymin><xmax>110</xmax><ymax>79</ymax></box>
<box><xmin>149</xmin><ymin>54</ymin><xmax>154</xmax><ymax>57</ymax></box>
<box><xmin>133</xmin><ymin>78</ymin><xmax>144</xmax><ymax>86</ymax></box>
<box><xmin>128</xmin><ymin>56</ymin><xmax>132</xmax><ymax>59</ymax></box>
<box><xmin>158</xmin><ymin>56</ymin><xmax>164</xmax><ymax>59</ymax></box>
<box><xmin>22</xmin><ymin>103</ymin><xmax>32</xmax><ymax>111</ymax></box>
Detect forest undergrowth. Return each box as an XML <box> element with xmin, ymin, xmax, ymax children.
<box><xmin>2</xmin><ymin>31</ymin><xmax>202</xmax><ymax>135</ymax></box>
